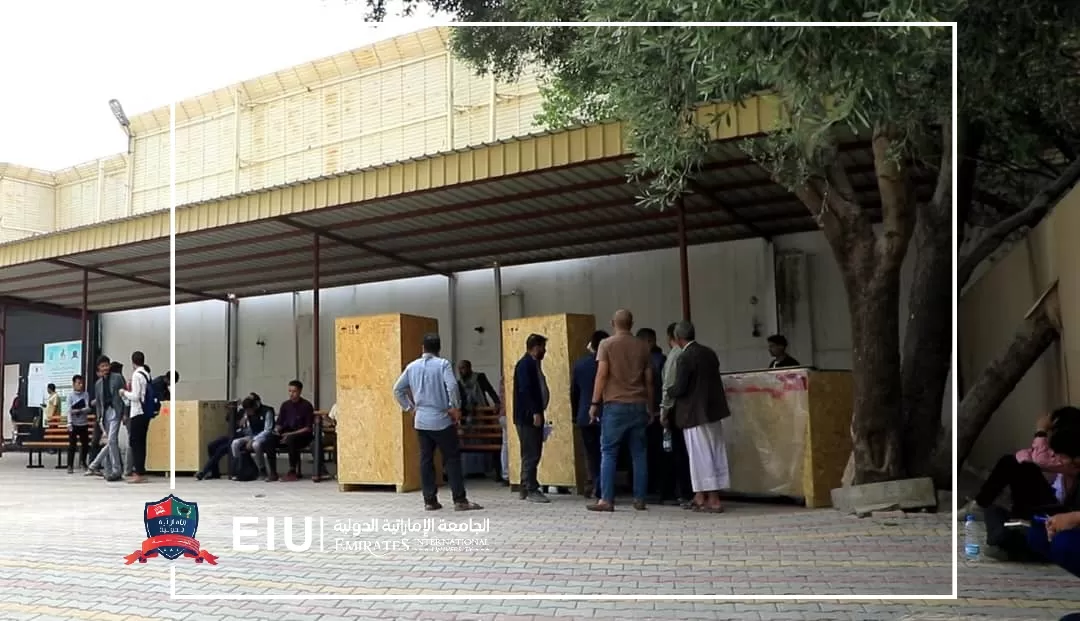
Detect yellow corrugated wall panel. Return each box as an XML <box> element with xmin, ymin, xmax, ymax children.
<box><xmin>0</xmin><ymin>101</ymin><xmax>770</xmax><ymax>268</ymax></box>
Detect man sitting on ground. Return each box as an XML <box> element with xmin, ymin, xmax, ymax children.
<box><xmin>1022</xmin><ymin>416</ymin><xmax>1080</xmax><ymax>578</ymax></box>
<box><xmin>969</xmin><ymin>407</ymin><xmax>1080</xmax><ymax>560</ymax></box>
<box><xmin>261</xmin><ymin>380</ymin><xmax>315</xmax><ymax>481</ymax></box>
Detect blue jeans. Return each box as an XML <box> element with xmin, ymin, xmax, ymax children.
<box><xmin>1028</xmin><ymin>520</ymin><xmax>1080</xmax><ymax>578</ymax></box>
<box><xmin>599</xmin><ymin>402</ymin><xmax>648</xmax><ymax>503</ymax></box>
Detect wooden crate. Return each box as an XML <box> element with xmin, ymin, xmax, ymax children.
<box><xmin>720</xmin><ymin>369</ymin><xmax>852</xmax><ymax>507</ymax></box>
<box><xmin>335</xmin><ymin>313</ymin><xmax>441</xmax><ymax>493</ymax></box>
<box><xmin>145</xmin><ymin>401</ymin><xmax>231</xmax><ymax>473</ymax></box>
<box><xmin>502</xmin><ymin>313</ymin><xmax>595</xmax><ymax>490</ymax></box>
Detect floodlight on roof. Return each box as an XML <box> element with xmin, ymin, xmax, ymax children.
<box><xmin>109</xmin><ymin>99</ymin><xmax>130</xmax><ymax>128</ymax></box>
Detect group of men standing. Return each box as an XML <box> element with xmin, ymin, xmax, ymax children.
<box><xmin>71</xmin><ymin>351</ymin><xmax>171</xmax><ymax>484</ymax></box>
<box><xmin>391</xmin><ymin>310</ymin><xmax>800</xmax><ymax>513</ymax></box>
<box><xmin>565</xmin><ymin>310</ymin><xmax>732</xmax><ymax>512</ymax></box>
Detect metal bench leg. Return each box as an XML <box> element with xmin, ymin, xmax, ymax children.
<box><xmin>26</xmin><ymin>450</ymin><xmax>43</xmax><ymax>468</ymax></box>
<box><xmin>55</xmin><ymin>448</ymin><xmax>66</xmax><ymax>469</ymax></box>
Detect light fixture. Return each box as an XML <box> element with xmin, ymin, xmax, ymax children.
<box><xmin>109</xmin><ymin>99</ymin><xmax>130</xmax><ymax>129</ymax></box>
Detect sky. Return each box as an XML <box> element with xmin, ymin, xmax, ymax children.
<box><xmin>0</xmin><ymin>0</ymin><xmax>447</xmax><ymax>170</ymax></box>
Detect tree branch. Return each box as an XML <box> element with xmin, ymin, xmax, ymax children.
<box><xmin>957</xmin><ymin>156</ymin><xmax>1080</xmax><ymax>292</ymax></box>
<box><xmin>956</xmin><ymin>120</ymin><xmax>985</xmax><ymax>251</ymax></box>
<box><xmin>872</xmin><ymin>125</ymin><xmax>916</xmax><ymax>269</ymax></box>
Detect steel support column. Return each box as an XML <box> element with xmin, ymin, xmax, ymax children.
<box><xmin>312</xmin><ymin>234</ymin><xmax>327</xmax><ymax>482</ymax></box>
<box><xmin>312</xmin><ymin>233</ymin><xmax>321</xmax><ymax>409</ymax></box>
<box><xmin>81</xmin><ymin>270</ymin><xmax>89</xmax><ymax>378</ymax></box>
<box><xmin>226</xmin><ymin>299</ymin><xmax>239</xmax><ymax>400</ymax></box>
<box><xmin>493</xmin><ymin>262</ymin><xmax>504</xmax><ymax>376</ymax></box>
<box><xmin>0</xmin><ymin>304</ymin><xmax>5</xmax><ymax>456</ymax></box>
<box><xmin>677</xmin><ymin>199</ymin><xmax>691</xmax><ymax>321</ymax></box>
<box><xmin>447</xmin><ymin>275</ymin><xmax>458</xmax><ymax>363</ymax></box>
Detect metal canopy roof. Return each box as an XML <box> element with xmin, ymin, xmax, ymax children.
<box><xmin>0</xmin><ymin>137</ymin><xmax>933</xmax><ymax>317</ymax></box>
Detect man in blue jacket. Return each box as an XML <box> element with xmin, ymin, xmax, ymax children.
<box><xmin>513</xmin><ymin>333</ymin><xmax>550</xmax><ymax>503</ymax></box>
<box><xmin>571</xmin><ymin>330</ymin><xmax>609</xmax><ymax>499</ymax></box>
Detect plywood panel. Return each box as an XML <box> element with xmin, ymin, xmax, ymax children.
<box><xmin>335</xmin><ymin>313</ymin><xmax>439</xmax><ymax>492</ymax></box>
<box><xmin>502</xmin><ymin>314</ymin><xmax>593</xmax><ymax>489</ymax></box>
<box><xmin>399</xmin><ymin>314</ymin><xmax>440</xmax><ymax>491</ymax></box>
<box><xmin>803</xmin><ymin>371</ymin><xmax>853</xmax><ymax>508</ymax></box>
<box><xmin>146</xmin><ymin>401</ymin><xmax>231</xmax><ymax>473</ymax></box>
<box><xmin>722</xmin><ymin>371</ymin><xmax>810</xmax><ymax>497</ymax></box>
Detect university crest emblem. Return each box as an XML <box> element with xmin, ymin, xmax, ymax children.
<box><xmin>124</xmin><ymin>495</ymin><xmax>217</xmax><ymax>565</ymax></box>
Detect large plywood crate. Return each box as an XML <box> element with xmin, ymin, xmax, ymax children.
<box><xmin>335</xmin><ymin>313</ymin><xmax>440</xmax><ymax>492</ymax></box>
<box><xmin>721</xmin><ymin>369</ymin><xmax>853</xmax><ymax>507</ymax></box>
<box><xmin>502</xmin><ymin>313</ymin><xmax>595</xmax><ymax>491</ymax></box>
<box><xmin>145</xmin><ymin>401</ymin><xmax>231</xmax><ymax>473</ymax></box>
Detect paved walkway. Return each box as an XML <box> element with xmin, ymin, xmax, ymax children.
<box><xmin>0</xmin><ymin>454</ymin><xmax>1076</xmax><ymax>620</ymax></box>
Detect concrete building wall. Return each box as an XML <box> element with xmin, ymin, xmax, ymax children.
<box><xmin>100</xmin><ymin>231</ymin><xmax>898</xmax><ymax>414</ymax></box>
<box><xmin>958</xmin><ymin>203</ymin><xmax>1063</xmax><ymax>470</ymax></box>
<box><xmin>0</xmin><ymin>174</ymin><xmax>55</xmax><ymax>242</ymax></box>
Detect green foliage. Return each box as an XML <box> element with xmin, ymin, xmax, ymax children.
<box><xmin>364</xmin><ymin>0</ymin><xmax>956</xmax><ymax>208</ymax></box>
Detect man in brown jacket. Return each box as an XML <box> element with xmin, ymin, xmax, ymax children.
<box><xmin>666</xmin><ymin>320</ymin><xmax>730</xmax><ymax>513</ymax></box>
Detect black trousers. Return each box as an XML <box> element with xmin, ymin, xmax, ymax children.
<box><xmin>202</xmin><ymin>434</ymin><xmax>233</xmax><ymax>477</ymax></box>
<box><xmin>645</xmin><ymin>420</ymin><xmax>665</xmax><ymax>494</ymax></box>
<box><xmin>659</xmin><ymin>421</ymin><xmax>693</xmax><ymax>500</ymax></box>
<box><xmin>67</xmin><ymin>424</ymin><xmax>91</xmax><ymax>469</ymax></box>
<box><xmin>976</xmin><ymin>454</ymin><xmax>1060</xmax><ymax>518</ymax></box>
<box><xmin>517</xmin><ymin>423</ymin><xmax>544</xmax><ymax>495</ymax></box>
<box><xmin>580</xmin><ymin>424</ymin><xmax>602</xmax><ymax>498</ymax></box>
<box><xmin>263</xmin><ymin>431</ymin><xmax>314</xmax><ymax>475</ymax></box>
<box><xmin>128</xmin><ymin>414</ymin><xmax>151</xmax><ymax>475</ymax></box>
<box><xmin>418</xmin><ymin>426</ymin><xmax>466</xmax><ymax>504</ymax></box>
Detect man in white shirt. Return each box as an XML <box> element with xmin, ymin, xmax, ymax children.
<box><xmin>119</xmin><ymin>351</ymin><xmax>151</xmax><ymax>484</ymax></box>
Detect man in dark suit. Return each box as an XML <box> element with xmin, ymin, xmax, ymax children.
<box><xmin>668</xmin><ymin>320</ymin><xmax>731</xmax><ymax>513</ymax></box>
<box><xmin>513</xmin><ymin>333</ymin><xmax>550</xmax><ymax>503</ymax></box>
<box><xmin>571</xmin><ymin>330</ymin><xmax>609</xmax><ymax>499</ymax></box>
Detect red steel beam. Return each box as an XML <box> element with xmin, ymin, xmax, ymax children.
<box><xmin>81</xmin><ymin>271</ymin><xmax>89</xmax><ymax>378</ymax></box>
<box><xmin>280</xmin><ymin>217</ymin><xmax>449</xmax><ymax>277</ymax></box>
<box><xmin>677</xmin><ymin>199</ymin><xmax>691</xmax><ymax>321</ymax></box>
<box><xmin>47</xmin><ymin>259</ymin><xmax>230</xmax><ymax>303</ymax></box>
<box><xmin>312</xmin><ymin>233</ymin><xmax>321</xmax><ymax>410</ymax></box>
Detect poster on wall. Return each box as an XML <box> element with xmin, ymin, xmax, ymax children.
<box><xmin>27</xmin><ymin>364</ymin><xmax>47</xmax><ymax>410</ymax></box>
<box><xmin>43</xmin><ymin>340</ymin><xmax>81</xmax><ymax>391</ymax></box>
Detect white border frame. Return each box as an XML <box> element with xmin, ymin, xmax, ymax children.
<box><xmin>168</xmin><ymin>19</ymin><xmax>960</xmax><ymax>602</ymax></box>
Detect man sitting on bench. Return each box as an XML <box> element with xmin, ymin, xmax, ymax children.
<box><xmin>231</xmin><ymin>395</ymin><xmax>275</xmax><ymax>480</ymax></box>
<box><xmin>260</xmin><ymin>380</ymin><xmax>314</xmax><ymax>482</ymax></box>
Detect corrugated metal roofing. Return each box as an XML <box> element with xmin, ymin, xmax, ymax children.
<box><xmin>0</xmin><ymin>110</ymin><xmax>933</xmax><ymax>317</ymax></box>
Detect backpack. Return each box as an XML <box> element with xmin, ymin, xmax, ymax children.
<box><xmin>137</xmin><ymin>368</ymin><xmax>161</xmax><ymax>419</ymax></box>
<box><xmin>231</xmin><ymin>452</ymin><xmax>260</xmax><ymax>481</ymax></box>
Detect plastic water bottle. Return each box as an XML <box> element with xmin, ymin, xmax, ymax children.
<box><xmin>662</xmin><ymin>428</ymin><xmax>673</xmax><ymax>452</ymax></box>
<box><xmin>964</xmin><ymin>514</ymin><xmax>982</xmax><ymax>561</ymax></box>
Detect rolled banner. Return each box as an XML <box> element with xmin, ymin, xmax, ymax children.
<box><xmin>123</xmin><ymin>534</ymin><xmax>218</xmax><ymax>565</ymax></box>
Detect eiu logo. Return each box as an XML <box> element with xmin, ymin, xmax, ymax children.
<box><xmin>124</xmin><ymin>495</ymin><xmax>218</xmax><ymax>565</ymax></box>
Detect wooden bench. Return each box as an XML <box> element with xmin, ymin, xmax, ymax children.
<box><xmin>22</xmin><ymin>414</ymin><xmax>97</xmax><ymax>469</ymax></box>
<box><xmin>227</xmin><ymin>406</ymin><xmax>336</xmax><ymax>482</ymax></box>
<box><xmin>458</xmin><ymin>406</ymin><xmax>503</xmax><ymax>454</ymax></box>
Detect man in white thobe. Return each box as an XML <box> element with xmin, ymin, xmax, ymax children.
<box><xmin>666</xmin><ymin>320</ymin><xmax>730</xmax><ymax>513</ymax></box>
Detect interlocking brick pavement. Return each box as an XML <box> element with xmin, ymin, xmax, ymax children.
<box><xmin>0</xmin><ymin>454</ymin><xmax>1076</xmax><ymax>619</ymax></box>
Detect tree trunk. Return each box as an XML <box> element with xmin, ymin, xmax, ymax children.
<box><xmin>844</xmin><ymin>243</ymin><xmax>906</xmax><ymax>484</ymax></box>
<box><xmin>901</xmin><ymin>129</ymin><xmax>953</xmax><ymax>481</ymax></box>
<box><xmin>939</xmin><ymin>301</ymin><xmax>1061</xmax><ymax>481</ymax></box>
<box><xmin>900</xmin><ymin>201</ymin><xmax>952</xmax><ymax>480</ymax></box>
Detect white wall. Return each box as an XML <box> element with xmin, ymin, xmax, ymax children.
<box><xmin>101</xmin><ymin>232</ymin><xmax>879</xmax><ymax>410</ymax></box>
<box><xmin>101</xmin><ymin>301</ymin><xmax>228</xmax><ymax>399</ymax></box>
